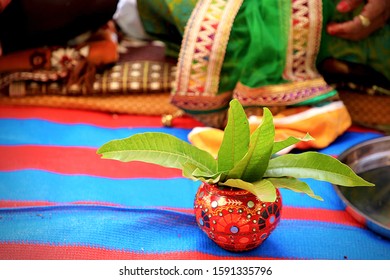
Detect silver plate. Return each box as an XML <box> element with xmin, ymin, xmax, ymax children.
<box><xmin>333</xmin><ymin>136</ymin><xmax>390</xmax><ymax>239</ymax></box>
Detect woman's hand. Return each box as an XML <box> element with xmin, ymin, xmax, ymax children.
<box><xmin>327</xmin><ymin>0</ymin><xmax>390</xmax><ymax>40</ymax></box>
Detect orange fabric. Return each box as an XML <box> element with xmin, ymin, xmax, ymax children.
<box><xmin>83</xmin><ymin>21</ymin><xmax>119</xmax><ymax>66</ymax></box>
<box><xmin>86</xmin><ymin>40</ymin><xmax>118</xmax><ymax>66</ymax></box>
<box><xmin>188</xmin><ymin>127</ymin><xmax>224</xmax><ymax>158</ymax></box>
<box><xmin>257</xmin><ymin>102</ymin><xmax>352</xmax><ymax>149</ymax></box>
<box><xmin>0</xmin><ymin>48</ymin><xmax>52</xmax><ymax>72</ymax></box>
<box><xmin>188</xmin><ymin>101</ymin><xmax>352</xmax><ymax>157</ymax></box>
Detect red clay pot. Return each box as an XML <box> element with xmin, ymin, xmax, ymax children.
<box><xmin>194</xmin><ymin>182</ymin><xmax>282</xmax><ymax>252</ymax></box>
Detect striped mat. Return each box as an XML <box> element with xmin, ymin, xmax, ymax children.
<box><xmin>0</xmin><ymin>105</ymin><xmax>389</xmax><ymax>260</ymax></box>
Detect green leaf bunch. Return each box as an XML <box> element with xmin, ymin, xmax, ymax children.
<box><xmin>97</xmin><ymin>99</ymin><xmax>373</xmax><ymax>202</ymax></box>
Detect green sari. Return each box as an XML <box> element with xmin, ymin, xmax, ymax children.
<box><xmin>138</xmin><ymin>0</ymin><xmax>389</xmax><ymax>127</ymax></box>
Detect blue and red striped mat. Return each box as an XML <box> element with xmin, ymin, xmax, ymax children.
<box><xmin>0</xmin><ymin>105</ymin><xmax>389</xmax><ymax>259</ymax></box>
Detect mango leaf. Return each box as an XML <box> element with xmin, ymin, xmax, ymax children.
<box><xmin>221</xmin><ymin>178</ymin><xmax>277</xmax><ymax>202</ymax></box>
<box><xmin>264</xmin><ymin>152</ymin><xmax>374</xmax><ymax>187</ymax></box>
<box><xmin>267</xmin><ymin>177</ymin><xmax>323</xmax><ymax>201</ymax></box>
<box><xmin>190</xmin><ymin>167</ymin><xmax>222</xmax><ymax>184</ymax></box>
<box><xmin>181</xmin><ymin>161</ymin><xmax>201</xmax><ymax>181</ymax></box>
<box><xmin>191</xmin><ymin>167</ymin><xmax>225</xmax><ymax>183</ymax></box>
<box><xmin>217</xmin><ymin>99</ymin><xmax>250</xmax><ymax>172</ymax></box>
<box><xmin>97</xmin><ymin>132</ymin><xmax>217</xmax><ymax>175</ymax></box>
<box><xmin>272</xmin><ymin>133</ymin><xmax>314</xmax><ymax>155</ymax></box>
<box><xmin>227</xmin><ymin>108</ymin><xmax>275</xmax><ymax>182</ymax></box>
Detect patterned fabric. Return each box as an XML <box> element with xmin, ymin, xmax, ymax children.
<box><xmin>284</xmin><ymin>0</ymin><xmax>323</xmax><ymax>82</ymax></box>
<box><xmin>0</xmin><ymin>39</ymin><xmax>179</xmax><ymax>115</ymax></box>
<box><xmin>174</xmin><ymin>0</ymin><xmax>243</xmax><ymax>98</ymax></box>
<box><xmin>0</xmin><ymin>61</ymin><xmax>175</xmax><ymax>96</ymax></box>
<box><xmin>0</xmin><ymin>21</ymin><xmax>120</xmax><ymax>96</ymax></box>
<box><xmin>338</xmin><ymin>90</ymin><xmax>390</xmax><ymax>132</ymax></box>
<box><xmin>0</xmin><ymin>105</ymin><xmax>389</xmax><ymax>260</ymax></box>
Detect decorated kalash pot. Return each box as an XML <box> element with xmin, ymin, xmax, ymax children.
<box><xmin>194</xmin><ymin>183</ymin><xmax>282</xmax><ymax>251</ymax></box>
<box><xmin>97</xmin><ymin>99</ymin><xmax>373</xmax><ymax>252</ymax></box>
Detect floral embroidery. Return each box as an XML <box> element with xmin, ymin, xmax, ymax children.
<box><xmin>29</xmin><ymin>51</ymin><xmax>47</xmax><ymax>69</ymax></box>
<box><xmin>51</xmin><ymin>48</ymin><xmax>79</xmax><ymax>70</ymax></box>
<box><xmin>50</xmin><ymin>46</ymin><xmax>89</xmax><ymax>71</ymax></box>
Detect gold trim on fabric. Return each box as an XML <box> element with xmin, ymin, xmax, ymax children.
<box><xmin>163</xmin><ymin>63</ymin><xmax>170</xmax><ymax>92</ymax></box>
<box><xmin>172</xmin><ymin>0</ymin><xmax>244</xmax><ymax>100</ymax></box>
<box><xmin>0</xmin><ymin>93</ymin><xmax>178</xmax><ymax>115</ymax></box>
<box><xmin>283</xmin><ymin>0</ymin><xmax>323</xmax><ymax>81</ymax></box>
<box><xmin>102</xmin><ymin>70</ymin><xmax>108</xmax><ymax>94</ymax></box>
<box><xmin>170</xmin><ymin>91</ymin><xmax>232</xmax><ymax>112</ymax></box>
<box><xmin>142</xmin><ymin>61</ymin><xmax>149</xmax><ymax>92</ymax></box>
<box><xmin>122</xmin><ymin>62</ymin><xmax>129</xmax><ymax>93</ymax></box>
<box><xmin>1</xmin><ymin>61</ymin><xmax>175</xmax><ymax>96</ymax></box>
<box><xmin>234</xmin><ymin>78</ymin><xmax>332</xmax><ymax>106</ymax></box>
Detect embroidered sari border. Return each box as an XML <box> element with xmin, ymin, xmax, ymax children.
<box><xmin>173</xmin><ymin>0</ymin><xmax>243</xmax><ymax>98</ymax></box>
<box><xmin>205</xmin><ymin>0</ymin><xmax>243</xmax><ymax>95</ymax></box>
<box><xmin>234</xmin><ymin>78</ymin><xmax>333</xmax><ymax>106</ymax></box>
<box><xmin>173</xmin><ymin>0</ymin><xmax>208</xmax><ymax>96</ymax></box>
<box><xmin>283</xmin><ymin>0</ymin><xmax>323</xmax><ymax>81</ymax></box>
<box><xmin>305</xmin><ymin>0</ymin><xmax>323</xmax><ymax>78</ymax></box>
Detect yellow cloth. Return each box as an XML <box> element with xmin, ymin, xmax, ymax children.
<box><xmin>188</xmin><ymin>101</ymin><xmax>351</xmax><ymax>157</ymax></box>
